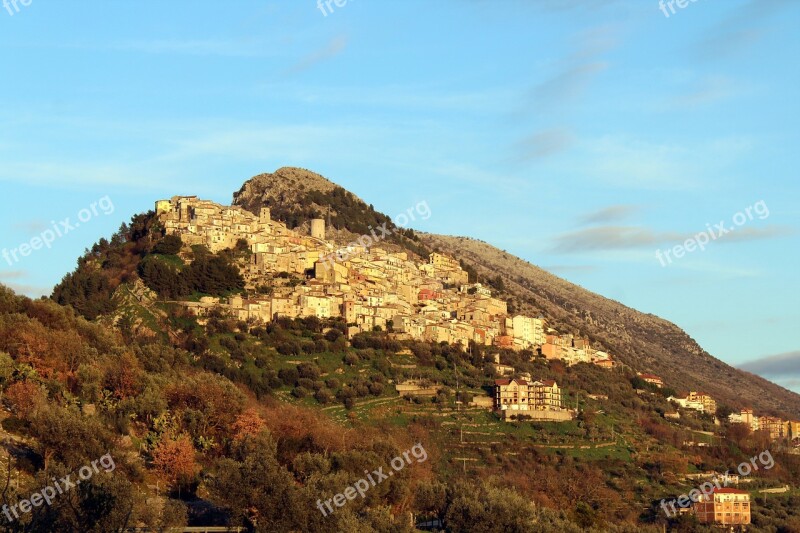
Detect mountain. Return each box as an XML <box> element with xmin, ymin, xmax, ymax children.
<box><xmin>34</xmin><ymin>167</ymin><xmax>800</xmax><ymax>532</ymax></box>
<box><xmin>232</xmin><ymin>167</ymin><xmax>800</xmax><ymax>417</ymax></box>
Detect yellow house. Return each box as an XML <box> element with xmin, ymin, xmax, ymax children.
<box><xmin>786</xmin><ymin>420</ymin><xmax>800</xmax><ymax>440</ymax></box>
<box><xmin>687</xmin><ymin>392</ymin><xmax>717</xmax><ymax>414</ymax></box>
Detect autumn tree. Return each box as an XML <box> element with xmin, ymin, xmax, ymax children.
<box><xmin>4</xmin><ymin>380</ymin><xmax>47</xmax><ymax>419</ymax></box>
<box><xmin>152</xmin><ymin>435</ymin><xmax>196</xmax><ymax>494</ymax></box>
<box><xmin>231</xmin><ymin>408</ymin><xmax>266</xmax><ymax>442</ymax></box>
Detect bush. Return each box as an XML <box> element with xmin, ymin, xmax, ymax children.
<box><xmin>297</xmin><ymin>378</ymin><xmax>315</xmax><ymax>390</ymax></box>
<box><xmin>314</xmin><ymin>390</ymin><xmax>333</xmax><ymax>404</ymax></box>
<box><xmin>153</xmin><ymin>234</ymin><xmax>183</xmax><ymax>255</ymax></box>
<box><xmin>297</xmin><ymin>362</ymin><xmax>321</xmax><ymax>380</ymax></box>
<box><xmin>278</xmin><ymin>368</ymin><xmax>299</xmax><ymax>387</ymax></box>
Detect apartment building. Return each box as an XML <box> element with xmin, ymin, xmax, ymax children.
<box><xmin>687</xmin><ymin>392</ymin><xmax>717</xmax><ymax>414</ymax></box>
<box><xmin>759</xmin><ymin>416</ymin><xmax>785</xmax><ymax>440</ymax></box>
<box><xmin>510</xmin><ymin>315</ymin><xmax>546</xmax><ymax>348</ymax></box>
<box><xmin>493</xmin><ymin>378</ymin><xmax>562</xmax><ymax>411</ymax></box>
<box><xmin>531</xmin><ymin>380</ymin><xmax>561</xmax><ymax>410</ymax></box>
<box><xmin>694</xmin><ymin>488</ymin><xmax>751</xmax><ymax>527</ymax></box>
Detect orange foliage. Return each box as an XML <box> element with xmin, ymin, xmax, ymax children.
<box><xmin>152</xmin><ymin>435</ymin><xmax>196</xmax><ymax>486</ymax></box>
<box><xmin>4</xmin><ymin>381</ymin><xmax>46</xmax><ymax>419</ymax></box>
<box><xmin>0</xmin><ymin>313</ymin><xmax>86</xmax><ymax>380</ymax></box>
<box><xmin>104</xmin><ymin>352</ymin><xmax>144</xmax><ymax>399</ymax></box>
<box><xmin>231</xmin><ymin>408</ymin><xmax>266</xmax><ymax>441</ymax></box>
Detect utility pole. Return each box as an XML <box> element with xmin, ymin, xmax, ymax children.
<box><xmin>454</xmin><ymin>361</ymin><xmax>459</xmax><ymax>412</ymax></box>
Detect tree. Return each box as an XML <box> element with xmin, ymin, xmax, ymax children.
<box><xmin>726</xmin><ymin>423</ymin><xmax>751</xmax><ymax>448</ymax></box>
<box><xmin>4</xmin><ymin>380</ymin><xmax>47</xmax><ymax>419</ymax></box>
<box><xmin>231</xmin><ymin>408</ymin><xmax>266</xmax><ymax>442</ymax></box>
<box><xmin>153</xmin><ymin>234</ymin><xmax>183</xmax><ymax>255</ymax></box>
<box><xmin>152</xmin><ymin>435</ymin><xmax>196</xmax><ymax>493</ymax></box>
<box><xmin>207</xmin><ymin>433</ymin><xmax>304</xmax><ymax>531</ymax></box>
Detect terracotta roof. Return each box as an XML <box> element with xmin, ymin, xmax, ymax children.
<box><xmin>709</xmin><ymin>488</ymin><xmax>749</xmax><ymax>495</ymax></box>
<box><xmin>640</xmin><ymin>373</ymin><xmax>662</xmax><ymax>380</ymax></box>
<box><xmin>495</xmin><ymin>378</ymin><xmax>528</xmax><ymax>386</ymax></box>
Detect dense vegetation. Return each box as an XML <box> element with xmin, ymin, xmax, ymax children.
<box><xmin>51</xmin><ymin>213</ymin><xmax>245</xmax><ymax>320</ymax></box>
<box><xmin>3</xmin><ymin>281</ymin><xmax>800</xmax><ymax>531</ymax></box>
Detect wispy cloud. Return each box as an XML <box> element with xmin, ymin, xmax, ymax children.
<box><xmin>551</xmin><ymin>217</ymin><xmax>791</xmax><ymax>255</ymax></box>
<box><xmin>2</xmin><ymin>283</ymin><xmax>50</xmax><ymax>298</ymax></box>
<box><xmin>666</xmin><ymin>75</ymin><xmax>736</xmax><ymax>108</ymax></box>
<box><xmin>693</xmin><ymin>0</ymin><xmax>796</xmax><ymax>60</ymax></box>
<box><xmin>720</xmin><ymin>225</ymin><xmax>796</xmax><ymax>243</ymax></box>
<box><xmin>0</xmin><ymin>271</ymin><xmax>28</xmax><ymax>280</ymax></box>
<box><xmin>550</xmin><ymin>226</ymin><xmax>684</xmax><ymax>253</ymax></box>
<box><xmin>575</xmin><ymin>135</ymin><xmax>753</xmax><ymax>190</ymax></box>
<box><xmin>0</xmin><ymin>273</ymin><xmax>49</xmax><ymax>298</ymax></box>
<box><xmin>528</xmin><ymin>26</ymin><xmax>618</xmax><ymax>110</ymax></box>
<box><xmin>284</xmin><ymin>35</ymin><xmax>348</xmax><ymax>75</ymax></box>
<box><xmin>579</xmin><ymin>204</ymin><xmax>640</xmax><ymax>225</ymax></box>
<box><xmin>0</xmin><ymin>160</ymin><xmax>173</xmax><ymax>191</ymax></box>
<box><xmin>532</xmin><ymin>62</ymin><xmax>608</xmax><ymax>108</ymax></box>
<box><xmin>12</xmin><ymin>220</ymin><xmax>48</xmax><ymax>235</ymax></box>
<box><xmin>515</xmin><ymin>128</ymin><xmax>574</xmax><ymax>160</ymax></box>
<box><xmin>515</xmin><ymin>26</ymin><xmax>618</xmax><ymax>164</ymax></box>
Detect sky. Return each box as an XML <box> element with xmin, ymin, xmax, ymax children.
<box><xmin>0</xmin><ymin>0</ymin><xmax>798</xmax><ymax>391</ymax></box>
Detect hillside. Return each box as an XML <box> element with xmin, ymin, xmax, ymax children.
<box><xmin>416</xmin><ymin>234</ymin><xmax>800</xmax><ymax>418</ymax></box>
<box><xmin>35</xmin><ymin>167</ymin><xmax>800</xmax><ymax>532</ymax></box>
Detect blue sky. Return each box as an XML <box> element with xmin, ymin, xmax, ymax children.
<box><xmin>0</xmin><ymin>0</ymin><xmax>798</xmax><ymax>391</ymax></box>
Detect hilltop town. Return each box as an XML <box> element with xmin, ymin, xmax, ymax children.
<box><xmin>155</xmin><ymin>195</ymin><xmax>615</xmax><ymax>368</ymax></box>
<box><xmin>152</xmin><ymin>195</ymin><xmax>800</xmax><ymax>441</ymax></box>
